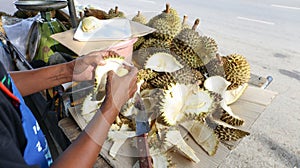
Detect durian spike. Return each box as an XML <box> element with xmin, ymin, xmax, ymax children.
<box><xmin>192</xmin><ymin>18</ymin><xmax>200</xmax><ymax>30</ymax></box>
<box><xmin>165</xmin><ymin>3</ymin><xmax>170</xmax><ymax>13</ymax></box>
<box><xmin>182</xmin><ymin>15</ymin><xmax>188</xmax><ymax>25</ymax></box>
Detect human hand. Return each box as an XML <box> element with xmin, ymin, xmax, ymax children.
<box><xmin>70</xmin><ymin>50</ymin><xmax>107</xmax><ymax>81</ymax></box>
<box><xmin>101</xmin><ymin>65</ymin><xmax>138</xmax><ymax>122</ymax></box>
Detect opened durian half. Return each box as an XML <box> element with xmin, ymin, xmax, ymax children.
<box><xmin>81</xmin><ymin>52</ymin><xmax>129</xmax><ymax>115</ymax></box>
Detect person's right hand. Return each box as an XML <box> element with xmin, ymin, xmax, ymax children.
<box><xmin>100</xmin><ymin>65</ymin><xmax>138</xmax><ymax>124</ymax></box>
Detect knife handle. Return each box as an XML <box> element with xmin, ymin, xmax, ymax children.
<box><xmin>137</xmin><ymin>133</ymin><xmax>152</xmax><ymax>168</ymax></box>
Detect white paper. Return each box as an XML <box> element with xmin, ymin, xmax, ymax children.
<box><xmin>73</xmin><ymin>18</ymin><xmax>155</xmax><ymax>41</ymax></box>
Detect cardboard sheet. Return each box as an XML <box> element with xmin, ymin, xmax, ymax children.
<box><xmin>61</xmin><ymin>86</ymin><xmax>277</xmax><ymax>168</ymax></box>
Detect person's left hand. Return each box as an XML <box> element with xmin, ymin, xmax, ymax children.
<box><xmin>69</xmin><ymin>50</ymin><xmax>107</xmax><ymax>81</ymax></box>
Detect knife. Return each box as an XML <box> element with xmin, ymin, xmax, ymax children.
<box><xmin>134</xmin><ymin>94</ymin><xmax>152</xmax><ymax>168</ymax></box>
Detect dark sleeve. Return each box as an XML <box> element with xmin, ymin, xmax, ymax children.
<box><xmin>0</xmin><ymin>119</ymin><xmax>39</xmax><ymax>168</ymax></box>
<box><xmin>0</xmin><ymin>87</ymin><xmax>39</xmax><ymax>168</ymax></box>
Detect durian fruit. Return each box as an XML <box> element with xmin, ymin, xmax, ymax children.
<box><xmin>107</xmin><ymin>6</ymin><xmax>125</xmax><ymax>18</ymax></box>
<box><xmin>170</xmin><ymin>19</ymin><xmax>203</xmax><ymax>68</ymax></box>
<box><xmin>147</xmin><ymin>4</ymin><xmax>182</xmax><ymax>41</ymax></box>
<box><xmin>81</xmin><ymin>16</ymin><xmax>102</xmax><ymax>32</ymax></box>
<box><xmin>132</xmin><ymin>11</ymin><xmax>147</xmax><ymax>24</ymax></box>
<box><xmin>84</xmin><ymin>7</ymin><xmax>109</xmax><ymax>19</ymax></box>
<box><xmin>222</xmin><ymin>54</ymin><xmax>251</xmax><ymax>90</ymax></box>
<box><xmin>198</xmin><ymin>35</ymin><xmax>219</xmax><ymax>66</ymax></box>
<box><xmin>180</xmin><ymin>120</ymin><xmax>219</xmax><ymax>156</ymax></box>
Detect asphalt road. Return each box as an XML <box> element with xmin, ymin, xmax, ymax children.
<box><xmin>1</xmin><ymin>0</ymin><xmax>300</xmax><ymax>167</ymax></box>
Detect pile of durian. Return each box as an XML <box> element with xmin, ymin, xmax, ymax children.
<box><xmin>78</xmin><ymin>4</ymin><xmax>252</xmax><ymax>167</ymax></box>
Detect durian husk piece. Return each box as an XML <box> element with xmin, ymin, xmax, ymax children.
<box><xmin>164</xmin><ymin>129</ymin><xmax>200</xmax><ymax>163</ymax></box>
<box><xmin>141</xmin><ymin>49</ymin><xmax>184</xmax><ymax>72</ymax></box>
<box><xmin>150</xmin><ymin>67</ymin><xmax>204</xmax><ymax>89</ymax></box>
<box><xmin>222</xmin><ymin>54</ymin><xmax>251</xmax><ymax>90</ymax></box>
<box><xmin>132</xmin><ymin>11</ymin><xmax>147</xmax><ymax>24</ymax></box>
<box><xmin>224</xmin><ymin>83</ymin><xmax>248</xmax><ymax>105</ymax></box>
<box><xmin>206</xmin><ymin>116</ymin><xmax>250</xmax><ymax>142</ymax></box>
<box><xmin>180</xmin><ymin>120</ymin><xmax>219</xmax><ymax>156</ymax></box>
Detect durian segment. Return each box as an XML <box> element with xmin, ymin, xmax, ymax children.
<box><xmin>222</xmin><ymin>54</ymin><xmax>251</xmax><ymax>90</ymax></box>
<box><xmin>180</xmin><ymin>120</ymin><xmax>219</xmax><ymax>156</ymax></box>
<box><xmin>108</xmin><ymin>130</ymin><xmax>135</xmax><ymax>158</ymax></box>
<box><xmin>144</xmin><ymin>51</ymin><xmax>184</xmax><ymax>72</ymax></box>
<box><xmin>164</xmin><ymin>130</ymin><xmax>200</xmax><ymax>163</ymax></box>
<box><xmin>81</xmin><ymin>16</ymin><xmax>102</xmax><ymax>32</ymax></box>
<box><xmin>224</xmin><ymin>83</ymin><xmax>248</xmax><ymax>105</ymax></box>
<box><xmin>132</xmin><ymin>11</ymin><xmax>147</xmax><ymax>24</ymax></box>
<box><xmin>147</xmin><ymin>4</ymin><xmax>181</xmax><ymax>41</ymax></box>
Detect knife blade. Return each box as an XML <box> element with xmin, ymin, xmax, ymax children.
<box><xmin>134</xmin><ymin>94</ymin><xmax>152</xmax><ymax>168</ymax></box>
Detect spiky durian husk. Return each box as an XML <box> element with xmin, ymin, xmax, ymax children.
<box><xmin>137</xmin><ymin>68</ymin><xmax>160</xmax><ymax>82</ymax></box>
<box><xmin>196</xmin><ymin>36</ymin><xmax>218</xmax><ymax>65</ymax></box>
<box><xmin>150</xmin><ymin>67</ymin><xmax>204</xmax><ymax>89</ymax></box>
<box><xmin>222</xmin><ymin>54</ymin><xmax>251</xmax><ymax>90</ymax></box>
<box><xmin>206</xmin><ymin>117</ymin><xmax>249</xmax><ymax>142</ymax></box>
<box><xmin>133</xmin><ymin>36</ymin><xmax>146</xmax><ymax>51</ymax></box>
<box><xmin>220</xmin><ymin>110</ymin><xmax>244</xmax><ymax>126</ymax></box>
<box><xmin>171</xmin><ymin>28</ymin><xmax>203</xmax><ymax>68</ymax></box>
<box><xmin>132</xmin><ymin>11</ymin><xmax>147</xmax><ymax>24</ymax></box>
<box><xmin>140</xmin><ymin>37</ymin><xmax>172</xmax><ymax>50</ymax></box>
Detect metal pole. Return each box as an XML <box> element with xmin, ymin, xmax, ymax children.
<box><xmin>67</xmin><ymin>0</ymin><xmax>78</xmax><ymax>28</ymax></box>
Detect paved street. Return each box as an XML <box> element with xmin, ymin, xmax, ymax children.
<box><xmin>1</xmin><ymin>0</ymin><xmax>300</xmax><ymax>167</ymax></box>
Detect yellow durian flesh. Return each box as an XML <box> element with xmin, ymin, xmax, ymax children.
<box><xmin>81</xmin><ymin>16</ymin><xmax>102</xmax><ymax>32</ymax></box>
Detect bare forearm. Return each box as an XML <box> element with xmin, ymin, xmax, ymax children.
<box><xmin>9</xmin><ymin>62</ymin><xmax>73</xmax><ymax>96</ymax></box>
